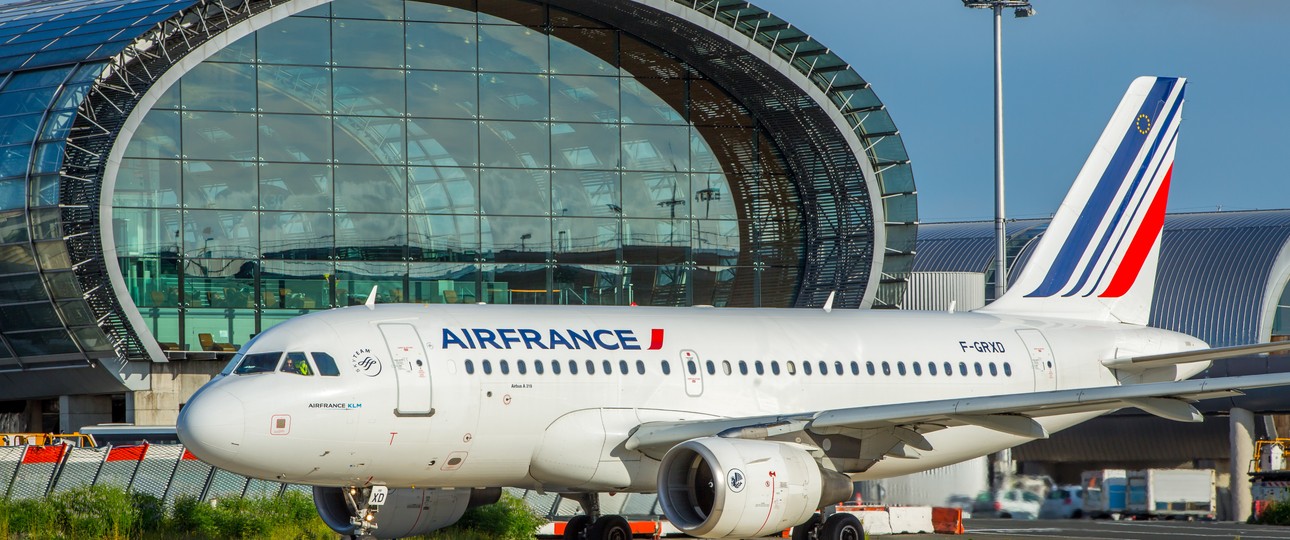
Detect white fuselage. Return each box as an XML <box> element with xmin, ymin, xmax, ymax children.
<box><xmin>177</xmin><ymin>303</ymin><xmax>1206</xmax><ymax>492</ymax></box>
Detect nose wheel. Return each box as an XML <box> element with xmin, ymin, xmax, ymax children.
<box><xmin>342</xmin><ymin>485</ymin><xmax>387</xmax><ymax>539</ymax></box>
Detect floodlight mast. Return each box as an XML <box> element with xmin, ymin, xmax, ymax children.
<box><xmin>963</xmin><ymin>0</ymin><xmax>1034</xmax><ymax>494</ymax></box>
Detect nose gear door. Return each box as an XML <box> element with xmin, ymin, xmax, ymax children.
<box><xmin>380</xmin><ymin>324</ymin><xmax>433</xmax><ymax>416</ymax></box>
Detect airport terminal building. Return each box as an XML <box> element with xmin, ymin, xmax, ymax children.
<box><xmin>0</xmin><ymin>0</ymin><xmax>918</xmax><ymax>427</ymax></box>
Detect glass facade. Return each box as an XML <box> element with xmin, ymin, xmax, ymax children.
<box><xmin>115</xmin><ymin>0</ymin><xmax>803</xmax><ymax>350</ymax></box>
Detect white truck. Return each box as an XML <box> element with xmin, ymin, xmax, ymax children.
<box><xmin>1126</xmin><ymin>469</ymin><xmax>1216</xmax><ymax>519</ymax></box>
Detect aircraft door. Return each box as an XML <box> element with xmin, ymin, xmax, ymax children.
<box><xmin>1015</xmin><ymin>329</ymin><xmax>1056</xmax><ymax>392</ymax></box>
<box><xmin>380</xmin><ymin>324</ymin><xmax>433</xmax><ymax>416</ymax></box>
<box><xmin>680</xmin><ymin>349</ymin><xmax>703</xmax><ymax>397</ymax></box>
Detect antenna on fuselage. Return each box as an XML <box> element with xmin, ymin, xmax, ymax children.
<box><xmin>364</xmin><ymin>285</ymin><xmax>378</xmax><ymax>308</ymax></box>
<box><xmin>823</xmin><ymin>291</ymin><xmax>836</xmax><ymax>313</ymax></box>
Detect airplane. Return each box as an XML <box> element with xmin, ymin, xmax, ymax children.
<box><xmin>177</xmin><ymin>76</ymin><xmax>1290</xmax><ymax>540</ymax></box>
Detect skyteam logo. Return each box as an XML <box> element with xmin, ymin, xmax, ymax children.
<box><xmin>727</xmin><ymin>468</ymin><xmax>745</xmax><ymax>493</ymax></box>
<box><xmin>1027</xmin><ymin>77</ymin><xmax>1184</xmax><ymax>299</ymax></box>
<box><xmin>442</xmin><ymin>328</ymin><xmax>665</xmax><ymax>351</ymax></box>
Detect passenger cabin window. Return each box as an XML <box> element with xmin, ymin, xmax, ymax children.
<box><xmin>483</xmin><ymin>360</ymin><xmax>493</xmax><ymax>374</ymax></box>
<box><xmin>661</xmin><ymin>360</ymin><xmax>671</xmax><ymax>375</ymax></box>
<box><xmin>818</xmin><ymin>361</ymin><xmax>828</xmax><ymax>375</ymax></box>
<box><xmin>944</xmin><ymin>361</ymin><xmax>953</xmax><ymax>376</ymax></box>
<box><xmin>974</xmin><ymin>362</ymin><xmax>983</xmax><ymax>376</ymax></box>
<box><xmin>500</xmin><ymin>360</ymin><xmax>510</xmax><ymax>375</ymax></box>
<box><xmin>929</xmin><ymin>362</ymin><xmax>938</xmax><ymax>376</ymax></box>
<box><xmin>552</xmin><ymin>360</ymin><xmax>562</xmax><ymax>375</ymax></box>
<box><xmin>866</xmin><ymin>361</ymin><xmax>875</xmax><ymax>376</ymax></box>
<box><xmin>620</xmin><ymin>360</ymin><xmax>630</xmax><ymax>374</ymax></box>
<box><xmin>881</xmin><ymin>361</ymin><xmax>891</xmax><ymax>376</ymax></box>
<box><xmin>602</xmin><ymin>360</ymin><xmax>612</xmax><ymax>374</ymax></box>
<box><xmin>464</xmin><ymin>359</ymin><xmax>475</xmax><ymax>374</ymax></box>
<box><xmin>850</xmin><ymin>361</ymin><xmax>859</xmax><ymax>376</ymax></box>
<box><xmin>635</xmin><ymin>360</ymin><xmax>645</xmax><ymax>375</ymax></box>
<box><xmin>569</xmin><ymin>360</ymin><xmax>578</xmax><ymax>374</ymax></box>
<box><xmin>896</xmin><ymin>362</ymin><xmax>906</xmax><ymax>376</ymax></box>
<box><xmin>1003</xmin><ymin>363</ymin><xmax>1012</xmax><ymax>377</ymax></box>
<box><xmin>534</xmin><ymin>361</ymin><xmax>544</xmax><ymax>375</ymax></box>
<box><xmin>755</xmin><ymin>361</ymin><xmax>764</xmax><ymax>375</ymax></box>
<box><xmin>787</xmin><ymin>361</ymin><xmax>797</xmax><ymax>375</ymax></box>
<box><xmin>706</xmin><ymin>360</ymin><xmax>716</xmax><ymax>375</ymax></box>
<box><xmin>311</xmin><ymin>352</ymin><xmax>341</xmax><ymax>376</ymax></box>
<box><xmin>913</xmin><ymin>362</ymin><xmax>922</xmax><ymax>376</ymax></box>
<box><xmin>771</xmin><ymin>361</ymin><xmax>780</xmax><ymax>375</ymax></box>
<box><xmin>517</xmin><ymin>360</ymin><xmax>527</xmax><ymax>375</ymax></box>
<box><xmin>803</xmin><ymin>362</ymin><xmax>812</xmax><ymax>375</ymax></box>
<box><xmin>234</xmin><ymin>352</ymin><xmax>282</xmax><ymax>375</ymax></box>
<box><xmin>959</xmin><ymin>362</ymin><xmax>968</xmax><ymax>376</ymax></box>
<box><xmin>282</xmin><ymin>352</ymin><xmax>313</xmax><ymax>376</ymax></box>
<box><xmin>586</xmin><ymin>360</ymin><xmax>595</xmax><ymax>374</ymax></box>
<box><xmin>722</xmin><ymin>361</ymin><xmax>732</xmax><ymax>375</ymax></box>
<box><xmin>686</xmin><ymin>360</ymin><xmax>696</xmax><ymax>375</ymax></box>
<box><xmin>989</xmin><ymin>362</ymin><xmax>998</xmax><ymax>376</ymax></box>
<box><xmin>738</xmin><ymin>361</ymin><xmax>748</xmax><ymax>375</ymax></box>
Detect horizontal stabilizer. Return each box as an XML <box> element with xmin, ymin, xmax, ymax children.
<box><xmin>1103</xmin><ymin>341</ymin><xmax>1290</xmax><ymax>371</ymax></box>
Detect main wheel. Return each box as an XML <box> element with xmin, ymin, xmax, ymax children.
<box><xmin>587</xmin><ymin>515</ymin><xmax>632</xmax><ymax>540</ymax></box>
<box><xmin>791</xmin><ymin>513</ymin><xmax>822</xmax><ymax>540</ymax></box>
<box><xmin>822</xmin><ymin>513</ymin><xmax>864</xmax><ymax>540</ymax></box>
<box><xmin>564</xmin><ymin>514</ymin><xmax>591</xmax><ymax>540</ymax></box>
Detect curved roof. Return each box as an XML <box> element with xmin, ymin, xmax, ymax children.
<box><xmin>0</xmin><ymin>0</ymin><xmax>195</xmax><ymax>72</ymax></box>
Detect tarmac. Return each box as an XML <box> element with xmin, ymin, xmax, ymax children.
<box><xmin>888</xmin><ymin>518</ymin><xmax>1290</xmax><ymax>539</ymax></box>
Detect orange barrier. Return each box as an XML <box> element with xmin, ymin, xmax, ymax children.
<box><xmin>1255</xmin><ymin>500</ymin><xmax>1270</xmax><ymax>519</ymax></box>
<box><xmin>931</xmin><ymin>507</ymin><xmax>964</xmax><ymax>535</ymax></box>
<box><xmin>550</xmin><ymin>520</ymin><xmax>659</xmax><ymax>537</ymax></box>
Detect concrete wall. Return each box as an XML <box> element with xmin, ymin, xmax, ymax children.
<box><xmin>128</xmin><ymin>360</ymin><xmax>224</xmax><ymax>425</ymax></box>
<box><xmin>58</xmin><ymin>395</ymin><xmax>112</xmax><ymax>432</ymax></box>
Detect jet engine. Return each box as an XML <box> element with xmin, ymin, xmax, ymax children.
<box><xmin>313</xmin><ymin>486</ymin><xmax>500</xmax><ymax>539</ymax></box>
<box><xmin>656</xmin><ymin>437</ymin><xmax>853</xmax><ymax>538</ymax></box>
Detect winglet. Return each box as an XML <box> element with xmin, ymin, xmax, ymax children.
<box><xmin>365</xmin><ymin>285</ymin><xmax>378</xmax><ymax>308</ymax></box>
<box><xmin>823</xmin><ymin>291</ymin><xmax>835</xmax><ymax>313</ymax></box>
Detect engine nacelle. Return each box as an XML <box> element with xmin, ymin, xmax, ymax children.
<box><xmin>313</xmin><ymin>486</ymin><xmax>500</xmax><ymax>539</ymax></box>
<box><xmin>657</xmin><ymin>438</ymin><xmax>852</xmax><ymax>538</ymax></box>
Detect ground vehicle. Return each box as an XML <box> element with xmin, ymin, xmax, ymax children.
<box><xmin>971</xmin><ymin>489</ymin><xmax>1042</xmax><ymax>519</ymax></box>
<box><xmin>1082</xmin><ymin>469</ymin><xmax>1128</xmax><ymax>518</ymax></box>
<box><xmin>1040</xmin><ymin>485</ymin><xmax>1085</xmax><ymax>519</ymax></box>
<box><xmin>1126</xmin><ymin>469</ymin><xmax>1215</xmax><ymax>519</ymax></box>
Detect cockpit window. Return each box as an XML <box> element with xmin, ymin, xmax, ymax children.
<box><xmin>220</xmin><ymin>353</ymin><xmax>243</xmax><ymax>375</ymax></box>
<box><xmin>311</xmin><ymin>352</ymin><xmax>341</xmax><ymax>376</ymax></box>
<box><xmin>282</xmin><ymin>352</ymin><xmax>313</xmax><ymax>376</ymax></box>
<box><xmin>234</xmin><ymin>352</ymin><xmax>283</xmax><ymax>375</ymax></box>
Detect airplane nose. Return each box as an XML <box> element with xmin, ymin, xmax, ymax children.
<box><xmin>177</xmin><ymin>387</ymin><xmax>245</xmax><ymax>467</ymax></box>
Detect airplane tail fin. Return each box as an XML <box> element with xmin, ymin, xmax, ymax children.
<box><xmin>979</xmin><ymin>76</ymin><xmax>1186</xmax><ymax>325</ymax></box>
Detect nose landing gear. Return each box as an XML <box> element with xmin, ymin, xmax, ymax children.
<box><xmin>561</xmin><ymin>493</ymin><xmax>632</xmax><ymax>540</ymax></box>
<box><xmin>343</xmin><ymin>485</ymin><xmax>388</xmax><ymax>539</ymax></box>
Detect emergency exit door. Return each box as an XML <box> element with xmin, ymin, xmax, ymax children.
<box><xmin>680</xmin><ymin>349</ymin><xmax>703</xmax><ymax>397</ymax></box>
<box><xmin>380</xmin><ymin>324</ymin><xmax>433</xmax><ymax>416</ymax></box>
<box><xmin>1016</xmin><ymin>328</ymin><xmax>1056</xmax><ymax>392</ymax></box>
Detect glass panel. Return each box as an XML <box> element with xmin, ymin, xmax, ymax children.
<box><xmin>334</xmin><ymin>67</ymin><xmax>404</xmax><ymax>117</ymax></box>
<box><xmin>206</xmin><ymin>33</ymin><xmax>255</xmax><ymax>63</ymax></box>
<box><xmin>409</xmin><ymin>214</ymin><xmax>477</xmax><ymax>262</ymax></box>
<box><xmin>261</xmin><ymin>260</ymin><xmax>331</xmax><ymax>309</ymax></box>
<box><xmin>409</xmin><ymin>166</ymin><xmax>477</xmax><ymax>214</ymax></box>
<box><xmin>693</xmin><ymin>219</ymin><xmax>740</xmax><ymax>264</ymax></box>
<box><xmin>622</xmin><ymin>171</ymin><xmax>688</xmax><ymax>219</ymax></box>
<box><xmin>335</xmin><ymin>213</ymin><xmax>406</xmax><ymax>261</ymax></box>
<box><xmin>0</xmin><ymin>86</ymin><xmax>57</xmax><ymax>115</ymax></box>
<box><xmin>181</xmin><ymin>111</ymin><xmax>257</xmax><ymax>161</ymax></box>
<box><xmin>690</xmin><ymin>79</ymin><xmax>752</xmax><ymax>127</ymax></box>
<box><xmin>185</xmin><ymin>308</ymin><xmax>255</xmax><ymax>351</ymax></box>
<box><xmin>0</xmin><ymin>113</ymin><xmax>40</xmax><ymax>145</ymax></box>
<box><xmin>478</xmin><ymin>24</ymin><xmax>547</xmax><ymax>73</ymax></box>
<box><xmin>409</xmin><ymin>262</ymin><xmax>478</xmax><ymax>303</ymax></box>
<box><xmin>407</xmin><ymin>117</ymin><xmax>478</xmax><ymax>167</ymax></box>
<box><xmin>407</xmin><ymin>71</ymin><xmax>477</xmax><ymax>119</ymax></box>
<box><xmin>480</xmin><ymin>73</ymin><xmax>548</xmax><ymax>121</ymax></box>
<box><xmin>32</xmin><ymin>142</ymin><xmax>64</xmax><ymax>175</ymax></box>
<box><xmin>693</xmin><ymin>126</ymin><xmax>753</xmax><ymax>173</ymax></box>
<box><xmin>113</xmin><ymin>208</ymin><xmax>181</xmax><ymax>258</ymax></box>
<box><xmin>257</xmin><ymin>17</ymin><xmax>330</xmax><ymax>66</ymax></box>
<box><xmin>552</xmin><ymin>264</ymin><xmax>623</xmax><ymax>305</ymax></box>
<box><xmin>692</xmin><ymin>265</ymin><xmax>737</xmax><ymax>306</ymax></box>
<box><xmin>483</xmin><ymin>215</ymin><xmax>548</xmax><ymax>263</ymax></box>
<box><xmin>0</xmin><ymin>210</ymin><xmax>23</xmax><ymax>243</ymax></box>
<box><xmin>257</xmin><ymin>65</ymin><xmax>331</xmax><ymax>115</ymax></box>
<box><xmin>0</xmin><ymin>145</ymin><xmax>27</xmax><ymax>178</ymax></box>
<box><xmin>550</xmin><ymin>27</ymin><xmax>615</xmax><ymax>75</ymax></box>
<box><xmin>552</xmin><ymin>122</ymin><xmax>618</xmax><ymax>170</ymax></box>
<box><xmin>124</xmin><ymin>109</ymin><xmax>181</xmax><ymax>159</ymax></box>
<box><xmin>336</xmin><ymin>261</ymin><xmax>405</xmax><ymax>305</ymax></box>
<box><xmin>480</xmin><ymin>121</ymin><xmax>548</xmax><ymax>168</ymax></box>
<box><xmin>332</xmin><ymin>19</ymin><xmax>404</xmax><ymax>68</ymax></box>
<box><xmin>551</xmin><ymin>75</ymin><xmax>617</xmax><ymax>123</ymax></box>
<box><xmin>0</xmin><ymin>178</ymin><xmax>24</xmax><ymax>211</ymax></box>
<box><xmin>406</xmin><ymin>22</ymin><xmax>477</xmax><ymax>71</ymax></box>
<box><xmin>28</xmin><ymin>208</ymin><xmax>60</xmax><ymax>240</ymax></box>
<box><xmin>151</xmin><ymin>80</ymin><xmax>181</xmax><ymax>110</ymax></box>
<box><xmin>57</xmin><ymin>300</ymin><xmax>95</xmax><ymax>327</ymax></box>
<box><xmin>183</xmin><ymin>209</ymin><xmax>258</xmax><ymax>259</ymax></box>
<box><xmin>0</xmin><ymin>273</ymin><xmax>43</xmax><ymax>303</ymax></box>
<box><xmin>182</xmin><ymin>160</ymin><xmax>257</xmax><ymax>210</ymax></box>
<box><xmin>45</xmin><ymin>271</ymin><xmax>82</xmax><ymax>301</ymax></box>
<box><xmin>259</xmin><ymin>163</ymin><xmax>331</xmax><ymax>212</ymax></box>
<box><xmin>479</xmin><ymin>168</ymin><xmax>548</xmax><ymax>216</ymax></box>
<box><xmin>625</xmin><ymin>264</ymin><xmax>688</xmax><ymax>306</ymax></box>
<box><xmin>333</xmin><ymin>0</ymin><xmax>403</xmax><ymax>20</ymax></box>
<box><xmin>183</xmin><ymin>260</ymin><xmax>256</xmax><ymax>308</ymax></box>
<box><xmin>73</xmin><ymin>327</ymin><xmax>114</xmax><ymax>353</ymax></box>
<box><xmin>621</xmin><ymin>125</ymin><xmax>688</xmax><ymax>171</ymax></box>
<box><xmin>0</xmin><ymin>301</ymin><xmax>59</xmax><ymax>330</ymax></box>
<box><xmin>334</xmin><ymin>116</ymin><xmax>405</xmax><ymax>164</ymax></box>
<box><xmin>7</xmin><ymin>330</ymin><xmax>79</xmax><ymax>356</ymax></box>
<box><xmin>180</xmin><ymin>62</ymin><xmax>255</xmax><ymax>112</ymax></box>
<box><xmin>691</xmin><ymin>173</ymin><xmax>737</xmax><ymax>220</ymax></box>
<box><xmin>621</xmin><ymin>77</ymin><xmax>686</xmax><ymax>125</ymax></box>
<box><xmin>260</xmin><ymin>211</ymin><xmax>332</xmax><ymax>260</ymax></box>
<box><xmin>624</xmin><ymin>218</ymin><xmax>688</xmax><ymax>264</ymax></box>
<box><xmin>552</xmin><ymin>170</ymin><xmax>619</xmax><ymax>218</ymax></box>
<box><xmin>28</xmin><ymin>175</ymin><xmax>58</xmax><ymax>208</ymax></box>
<box><xmin>258</xmin><ymin>114</ymin><xmax>332</xmax><ymax>162</ymax></box>
<box><xmin>335</xmin><ymin>165</ymin><xmax>406</xmax><ymax>213</ymax></box>
<box><xmin>0</xmin><ymin>244</ymin><xmax>36</xmax><ymax>274</ymax></box>
<box><xmin>141</xmin><ymin>304</ymin><xmax>180</xmax><ymax>349</ymax></box>
<box><xmin>3</xmin><ymin>67</ymin><xmax>72</xmax><ymax>91</ymax></box>
<box><xmin>407</xmin><ymin>0</ymin><xmax>474</xmax><ymax>23</ymax></box>
<box><xmin>481</xmin><ymin>262</ymin><xmax>544</xmax><ymax>303</ymax></box>
<box><xmin>620</xmin><ymin>34</ymin><xmax>686</xmax><ymax>79</ymax></box>
<box><xmin>554</xmin><ymin>216</ymin><xmax>617</xmax><ymax>264</ymax></box>
<box><xmin>40</xmin><ymin>110</ymin><xmax>76</xmax><ymax>140</ymax></box>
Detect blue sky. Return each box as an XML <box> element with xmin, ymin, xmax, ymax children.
<box><xmin>753</xmin><ymin>0</ymin><xmax>1290</xmax><ymax>222</ymax></box>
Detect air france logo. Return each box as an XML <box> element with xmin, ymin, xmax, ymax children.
<box><xmin>442</xmin><ymin>328</ymin><xmax>665</xmax><ymax>351</ymax></box>
<box><xmin>727</xmin><ymin>469</ymin><xmax>745</xmax><ymax>493</ymax></box>
<box><xmin>350</xmin><ymin>348</ymin><xmax>382</xmax><ymax>377</ymax></box>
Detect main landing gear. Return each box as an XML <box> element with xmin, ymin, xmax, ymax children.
<box><xmin>562</xmin><ymin>494</ymin><xmax>632</xmax><ymax>540</ymax></box>
<box><xmin>792</xmin><ymin>512</ymin><xmax>864</xmax><ymax>540</ymax></box>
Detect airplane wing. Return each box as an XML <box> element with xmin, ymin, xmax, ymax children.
<box><xmin>1103</xmin><ymin>341</ymin><xmax>1290</xmax><ymax>371</ymax></box>
<box><xmin>625</xmin><ymin>371</ymin><xmax>1290</xmax><ymax>466</ymax></box>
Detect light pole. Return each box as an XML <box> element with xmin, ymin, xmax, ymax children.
<box><xmin>963</xmin><ymin>0</ymin><xmax>1034</xmax><ymax>494</ymax></box>
<box><xmin>962</xmin><ymin>0</ymin><xmax>1033</xmax><ymax>301</ymax></box>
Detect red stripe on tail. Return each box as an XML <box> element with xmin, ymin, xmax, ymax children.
<box><xmin>647</xmin><ymin>329</ymin><xmax>664</xmax><ymax>350</ymax></box>
<box><xmin>1100</xmin><ymin>165</ymin><xmax>1172</xmax><ymax>298</ymax></box>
